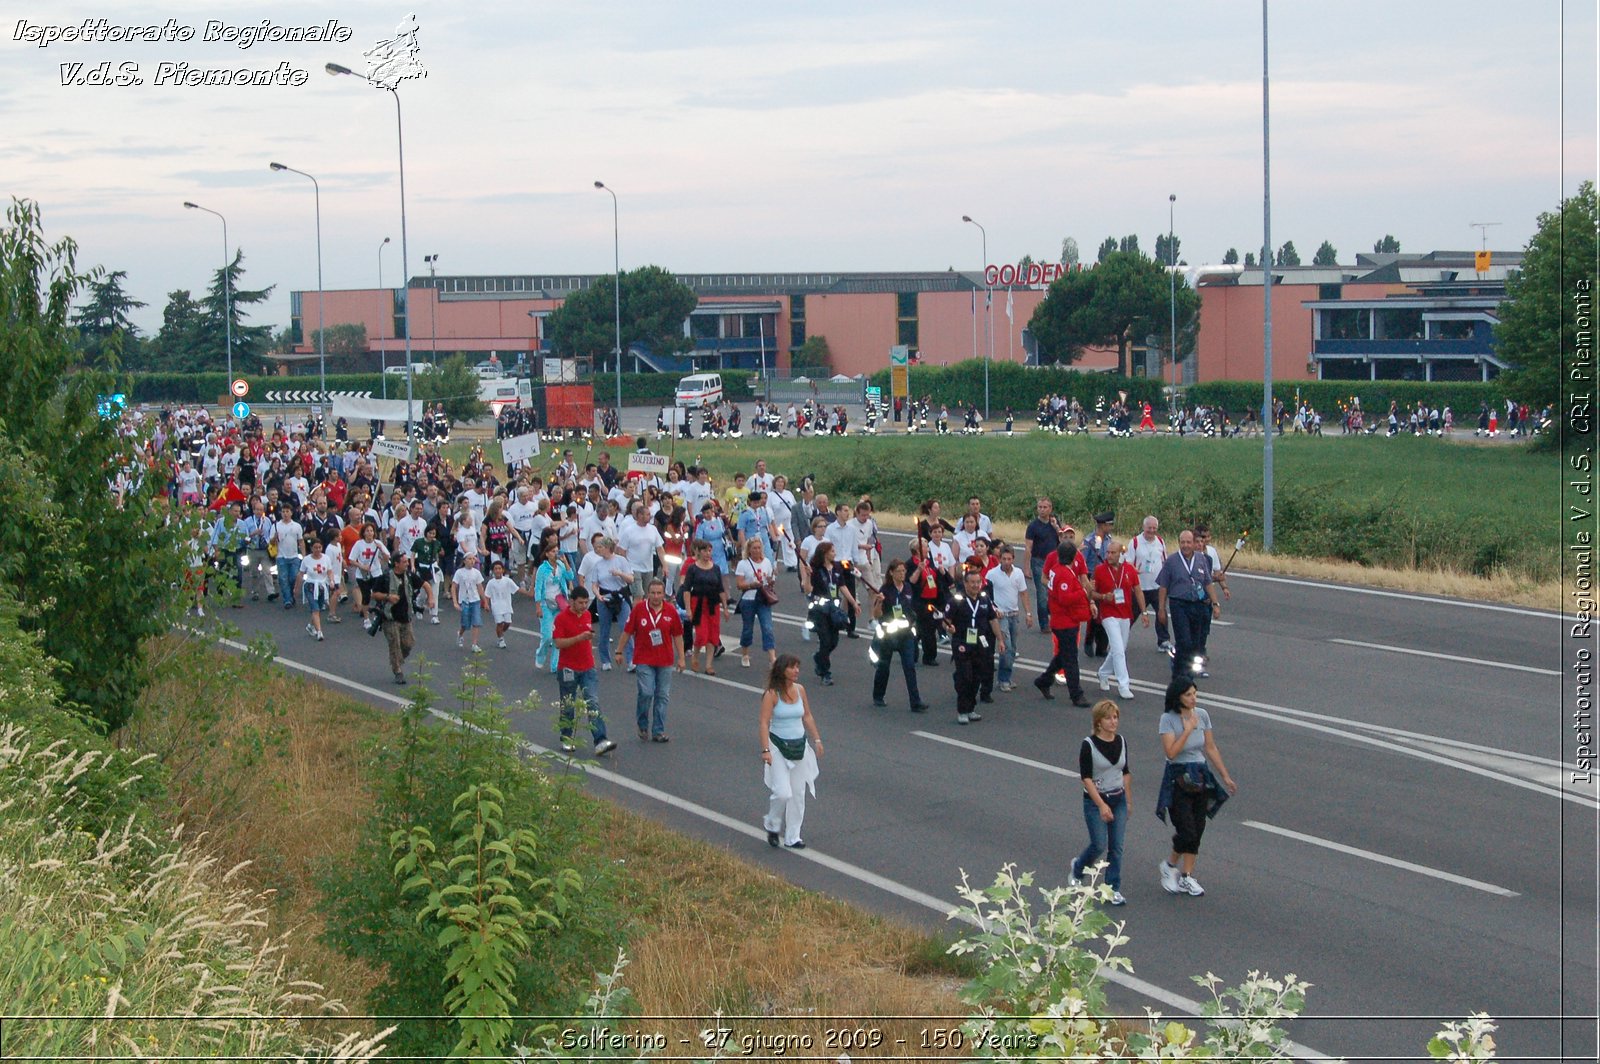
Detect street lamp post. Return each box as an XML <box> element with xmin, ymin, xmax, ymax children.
<box><xmin>183</xmin><ymin>201</ymin><xmax>231</xmax><ymax>386</ymax></box>
<box><xmin>1261</xmin><ymin>0</ymin><xmax>1275</xmax><ymax>553</ymax></box>
<box><xmin>328</xmin><ymin>62</ymin><xmax>414</xmax><ymax>437</ymax></box>
<box><xmin>594</xmin><ymin>181</ymin><xmax>622</xmax><ymax>421</ymax></box>
<box><xmin>961</xmin><ymin>215</ymin><xmax>992</xmax><ymax>419</ymax></box>
<box><xmin>1169</xmin><ymin>193</ymin><xmax>1178</xmax><ymax>417</ymax></box>
<box><xmin>424</xmin><ymin>253</ymin><xmax>439</xmax><ymax>366</ymax></box>
<box><xmin>269</xmin><ymin>162</ymin><xmax>326</xmax><ymax>396</ymax></box>
<box><xmin>378</xmin><ymin>236</ymin><xmax>390</xmax><ymax>289</ymax></box>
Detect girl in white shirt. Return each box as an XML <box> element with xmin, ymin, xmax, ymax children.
<box><xmin>296</xmin><ymin>540</ymin><xmax>337</xmax><ymax>641</ymax></box>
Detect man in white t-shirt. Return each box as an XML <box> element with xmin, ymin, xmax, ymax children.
<box><xmin>616</xmin><ymin>503</ymin><xmax>665</xmax><ymax>598</ymax></box>
<box><xmin>985</xmin><ymin>545</ymin><xmax>1031</xmax><ymax>691</ymax></box>
<box><xmin>269</xmin><ymin>504</ymin><xmax>304</xmax><ymax>607</ymax></box>
<box><xmin>822</xmin><ymin>503</ymin><xmax>862</xmax><ymax>636</ymax></box>
<box><xmin>1128</xmin><ymin>514</ymin><xmax>1170</xmax><ymax>650</ymax></box>
<box><xmin>747</xmin><ymin>459</ymin><xmax>775</xmax><ymax>495</ymax></box>
<box><xmin>963</xmin><ymin>496</ymin><xmax>993</xmax><ymax>538</ymax></box>
<box><xmin>393</xmin><ymin>500</ymin><xmax>428</xmax><ymax>560</ymax></box>
<box><xmin>458</xmin><ymin>478</ymin><xmax>488</xmax><ymax>527</ymax></box>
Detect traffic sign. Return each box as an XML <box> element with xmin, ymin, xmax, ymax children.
<box><xmin>232</xmin><ymin>401</ymin><xmax>250</xmax><ymax>419</ymax></box>
<box><xmin>230</xmin><ymin>378</ymin><xmax>249</xmax><ymax>398</ymax></box>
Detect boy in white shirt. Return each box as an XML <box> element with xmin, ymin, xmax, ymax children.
<box><xmin>483</xmin><ymin>559</ymin><xmax>530</xmax><ymax>650</ymax></box>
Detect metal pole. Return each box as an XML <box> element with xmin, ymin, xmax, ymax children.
<box><xmin>596</xmin><ymin>182</ymin><xmax>621</xmax><ymax>418</ymax></box>
<box><xmin>378</xmin><ymin>236</ymin><xmax>389</xmax><ymax>289</ymax></box>
<box><xmin>1261</xmin><ymin>0</ymin><xmax>1274</xmax><ymax>553</ymax></box>
<box><xmin>1169</xmin><ymin>194</ymin><xmax>1177</xmax><ymax>412</ymax></box>
<box><xmin>183</xmin><ymin>202</ymin><xmax>231</xmax><ymax>384</ymax></box>
<box><xmin>270</xmin><ymin>164</ymin><xmax>326</xmax><ymax>395</ymax></box>
<box><xmin>392</xmin><ymin>88</ymin><xmax>414</xmax><ymax>437</ymax></box>
<box><xmin>962</xmin><ymin>215</ymin><xmax>990</xmax><ymax>419</ymax></box>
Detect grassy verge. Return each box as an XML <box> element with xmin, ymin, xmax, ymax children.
<box><xmin>130</xmin><ymin>635</ymin><xmax>972</xmax><ymax>1053</ymax></box>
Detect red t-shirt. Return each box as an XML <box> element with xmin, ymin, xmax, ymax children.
<box><xmin>1093</xmin><ymin>561</ymin><xmax>1139</xmax><ymax>622</ymax></box>
<box><xmin>624</xmin><ymin>600</ymin><xmax>683</xmax><ymax>667</ymax></box>
<box><xmin>553</xmin><ymin>606</ymin><xmax>596</xmax><ymax>672</ymax></box>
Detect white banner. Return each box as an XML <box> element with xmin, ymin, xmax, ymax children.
<box><xmin>501</xmin><ymin>432</ymin><xmax>541</xmax><ymax>465</ymax></box>
<box><xmin>628</xmin><ymin>452</ymin><xmax>669</xmax><ymax>475</ymax></box>
<box><xmin>332</xmin><ymin>395</ymin><xmax>417</xmax><ymax>423</ymax></box>
<box><xmin>371</xmin><ymin>438</ymin><xmax>413</xmax><ymax>462</ymax></box>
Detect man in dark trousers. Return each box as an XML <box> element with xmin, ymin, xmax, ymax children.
<box><xmin>1155</xmin><ymin>529</ymin><xmax>1222</xmax><ymax>681</ymax></box>
<box><xmin>375</xmin><ymin>552</ymin><xmax>422</xmax><ymax>684</ymax></box>
<box><xmin>946</xmin><ymin>568</ymin><xmax>1004</xmax><ymax>726</ymax></box>
<box><xmin>1080</xmin><ymin>510</ymin><xmax>1115</xmax><ymax>657</ymax></box>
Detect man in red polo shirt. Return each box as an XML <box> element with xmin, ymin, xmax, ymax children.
<box><xmin>616</xmin><ymin>577</ymin><xmax>685</xmax><ymax>742</ymax></box>
<box><xmin>552</xmin><ymin>586</ymin><xmax>617</xmax><ymax>757</ymax></box>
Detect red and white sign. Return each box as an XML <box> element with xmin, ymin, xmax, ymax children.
<box><xmin>230</xmin><ymin>378</ymin><xmax>249</xmax><ymax>398</ymax></box>
<box><xmin>984</xmin><ymin>262</ymin><xmax>1070</xmax><ymax>287</ymax></box>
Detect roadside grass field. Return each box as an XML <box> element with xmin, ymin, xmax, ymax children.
<box><xmin>631</xmin><ymin>432</ymin><xmax>1560</xmax><ymax>585</ymax></box>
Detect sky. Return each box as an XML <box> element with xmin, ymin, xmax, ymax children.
<box><xmin>2</xmin><ymin>0</ymin><xmax>1595</xmax><ymax>336</ymax></box>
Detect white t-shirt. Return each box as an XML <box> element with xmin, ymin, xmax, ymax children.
<box><xmin>484</xmin><ymin>575</ymin><xmax>519</xmax><ymax>620</ymax></box>
<box><xmin>581</xmin><ymin>550</ymin><xmax>632</xmax><ymax>593</ymax></box>
<box><xmin>617</xmin><ymin>519</ymin><xmax>663</xmax><ymax>575</ymax></box>
<box><xmin>506</xmin><ymin>500</ymin><xmax>539</xmax><ymax>535</ymax></box>
<box><xmin>986</xmin><ymin>565</ymin><xmax>1029</xmax><ymax>615</ymax></box>
<box><xmin>454</xmin><ymin>523</ymin><xmax>481</xmax><ymax>559</ymax></box>
<box><xmin>1130</xmin><ymin>533</ymin><xmax>1167</xmax><ymax>590</ymax></box>
<box><xmin>926</xmin><ymin>539</ymin><xmax>957</xmax><ymax>573</ymax></box>
<box><xmin>300</xmin><ymin>553</ymin><xmax>336</xmax><ymax>587</ymax></box>
<box><xmin>394</xmin><ymin>515</ymin><xmax>428</xmax><ymax>558</ymax></box>
<box><xmin>824</xmin><ymin>520</ymin><xmax>858</xmax><ymax>566</ymax></box>
<box><xmin>798</xmin><ymin>534</ymin><xmax>823</xmax><ymax>569</ymax></box>
<box><xmin>452</xmin><ymin>566</ymin><xmax>485</xmax><ymax>604</ymax></box>
<box><xmin>558</xmin><ymin>513</ymin><xmax>580</xmax><ymax>554</ymax></box>
<box><xmin>460</xmin><ymin>489</ymin><xmax>488</xmax><ymax>525</ymax></box>
<box><xmin>271</xmin><ymin>520</ymin><xmax>304</xmax><ymax>560</ymax></box>
<box><xmin>735</xmin><ymin>557</ymin><xmax>774</xmax><ymax>602</ymax></box>
<box><xmin>350</xmin><ymin>539</ymin><xmax>387</xmax><ymax>579</ymax></box>
<box><xmin>846</xmin><ymin>516</ymin><xmax>877</xmax><ymax>563</ymax></box>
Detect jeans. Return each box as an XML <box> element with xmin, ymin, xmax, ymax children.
<box><xmin>1095</xmin><ymin>616</ymin><xmax>1132</xmax><ymax>693</ymax></box>
<box><xmin>1169</xmin><ymin>600</ymin><xmax>1209</xmax><ymax>678</ymax></box>
<box><xmin>537</xmin><ymin>606</ymin><xmax>558</xmax><ymax>670</ymax></box>
<box><xmin>1029</xmin><ymin>558</ymin><xmax>1051</xmax><ymax>629</ymax></box>
<box><xmin>996</xmin><ymin>612</ymin><xmax>1021</xmax><ymax>684</ymax></box>
<box><xmin>635</xmin><ymin>663</ymin><xmax>672</xmax><ymax>736</ymax></box>
<box><xmin>597</xmin><ymin>592</ymin><xmax>631</xmax><ymax>665</ymax></box>
<box><xmin>557</xmin><ymin>667</ymin><xmax>608</xmax><ymax>744</ymax></box>
<box><xmin>738</xmin><ymin>598</ymin><xmax>775</xmax><ymax>651</ymax></box>
<box><xmin>1073</xmin><ymin>790</ymin><xmax>1127</xmax><ymax>889</ymax></box>
<box><xmin>276</xmin><ymin>556</ymin><xmax>301</xmax><ymax>606</ymax></box>
<box><xmin>871</xmin><ymin>634</ymin><xmax>923</xmax><ymax>707</ymax></box>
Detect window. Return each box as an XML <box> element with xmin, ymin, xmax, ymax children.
<box><xmin>690</xmin><ymin>315</ymin><xmax>719</xmax><ymax>340</ymax></box>
<box><xmin>1318</xmin><ymin>284</ymin><xmax>1342</xmax><ymax>301</ymax></box>
<box><xmin>791</xmin><ymin>321</ymin><xmax>805</xmax><ymax>348</ymax></box>
<box><xmin>790</xmin><ymin>294</ymin><xmax>805</xmax><ymax>321</ymax></box>
<box><xmin>1377</xmin><ymin>308</ymin><xmax>1424</xmax><ymax>340</ymax></box>
<box><xmin>897</xmin><ymin>291</ymin><xmax>918</xmax><ymax>319</ymax></box>
<box><xmin>1321</xmin><ymin>308</ymin><xmax>1369</xmax><ymax>340</ymax></box>
<box><xmin>898</xmin><ymin>319</ymin><xmax>919</xmax><ymax>347</ymax></box>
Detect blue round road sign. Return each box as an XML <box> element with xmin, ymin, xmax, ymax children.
<box><xmin>232</xmin><ymin>401</ymin><xmax>250</xmax><ymax>419</ymax></box>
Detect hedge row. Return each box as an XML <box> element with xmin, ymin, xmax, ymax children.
<box><xmin>126</xmin><ymin>369</ymin><xmax>762</xmax><ymax>406</ymax></box>
<box><xmin>863</xmin><ymin>360</ymin><xmax>1511</xmax><ymax>416</ymax></box>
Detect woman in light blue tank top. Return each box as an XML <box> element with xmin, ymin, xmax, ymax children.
<box><xmin>758</xmin><ymin>654</ymin><xmax>823</xmax><ymax>849</ymax></box>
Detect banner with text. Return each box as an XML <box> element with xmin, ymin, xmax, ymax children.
<box><xmin>501</xmin><ymin>432</ymin><xmax>542</xmax><ymax>466</ymax></box>
<box><xmin>627</xmin><ymin>452</ymin><xmax>669</xmax><ymax>475</ymax></box>
<box><xmin>371</xmin><ymin>438</ymin><xmax>413</xmax><ymax>462</ymax></box>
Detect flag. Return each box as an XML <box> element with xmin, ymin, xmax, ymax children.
<box><xmin>1005</xmin><ymin>288</ymin><xmax>1013</xmax><ymax>323</ymax></box>
<box><xmin>1475</xmin><ymin>250</ymin><xmax>1492</xmax><ymax>272</ymax></box>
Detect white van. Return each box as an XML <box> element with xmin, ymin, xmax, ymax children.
<box><xmin>478</xmin><ymin>376</ymin><xmax>532</xmax><ymax>414</ymax></box>
<box><xmin>674</xmin><ymin>372</ymin><xmax>723</xmax><ymax>408</ymax></box>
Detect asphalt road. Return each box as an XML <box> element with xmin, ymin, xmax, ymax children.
<box><xmin>219</xmin><ymin>537</ymin><xmax>1595</xmax><ymax>1063</ymax></box>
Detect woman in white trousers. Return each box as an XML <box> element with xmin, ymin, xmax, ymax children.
<box><xmin>759</xmin><ymin>654</ymin><xmax>823</xmax><ymax>849</ymax></box>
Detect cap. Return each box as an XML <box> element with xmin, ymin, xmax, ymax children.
<box><xmin>1094</xmin><ymin>511</ymin><xmax>1115</xmax><ymax>525</ymax></box>
<box><xmin>1061</xmin><ymin>524</ymin><xmax>1076</xmax><ymax>534</ymax></box>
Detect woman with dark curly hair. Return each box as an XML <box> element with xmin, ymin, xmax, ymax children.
<box><xmin>1155</xmin><ymin>677</ymin><xmax>1238</xmax><ymax>898</ymax></box>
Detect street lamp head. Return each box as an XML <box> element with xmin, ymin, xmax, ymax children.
<box><xmin>382</xmin><ymin>236</ymin><xmax>391</xmax><ymax>245</ymax></box>
<box><xmin>594</xmin><ymin>180</ymin><xmax>605</xmax><ymax>189</ymax></box>
<box><xmin>325</xmin><ymin>62</ymin><xmax>353</xmax><ymax>76</ymax></box>
<box><xmin>183</xmin><ymin>201</ymin><xmax>198</xmax><ymax>209</ymax></box>
<box><xmin>1169</xmin><ymin>193</ymin><xmax>1176</xmax><ymax>202</ymax></box>
<box><xmin>961</xmin><ymin>215</ymin><xmax>972</xmax><ymax>223</ymax></box>
<box><xmin>269</xmin><ymin>162</ymin><xmax>287</xmax><ymax>171</ymax></box>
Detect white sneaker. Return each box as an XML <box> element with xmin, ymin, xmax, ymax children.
<box><xmin>306</xmin><ymin>623</ymin><xmax>315</xmax><ymax>638</ymax></box>
<box><xmin>196</xmin><ymin>606</ymin><xmax>205</xmax><ymax>618</ymax></box>
<box><xmin>315</xmin><ymin>630</ymin><xmax>324</xmax><ymax>642</ymax></box>
<box><xmin>430</xmin><ymin>615</ymin><xmax>440</xmax><ymax>625</ymax></box>
<box><xmin>497</xmin><ymin>638</ymin><xmax>508</xmax><ymax>649</ymax></box>
<box><xmin>1160</xmin><ymin>861</ymin><xmax>1181</xmax><ymax>894</ymax></box>
<box><xmin>1109</xmin><ymin>890</ymin><xmax>1127</xmax><ymax>906</ymax></box>
<box><xmin>1178</xmin><ymin>874</ymin><xmax>1205</xmax><ymax>897</ymax></box>
<box><xmin>560</xmin><ymin>741</ymin><xmax>577</xmax><ymax>754</ymax></box>
<box><xmin>1098</xmin><ymin>675</ymin><xmax>1110</xmax><ymax>691</ymax></box>
<box><xmin>457</xmin><ymin>636</ymin><xmax>465</xmax><ymax>648</ymax></box>
<box><xmin>1118</xmin><ymin>688</ymin><xmax>1135</xmax><ymax>700</ymax></box>
<box><xmin>472</xmin><ymin>644</ymin><xmax>484</xmax><ymax>654</ymax></box>
<box><xmin>600</xmin><ymin>661</ymin><xmax>612</xmax><ymax>671</ymax></box>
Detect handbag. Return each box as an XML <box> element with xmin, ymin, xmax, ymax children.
<box><xmin>769</xmin><ymin>732</ymin><xmax>807</xmax><ymax>762</ymax></box>
<box><xmin>759</xmin><ymin>581</ymin><xmax>780</xmax><ymax>606</ymax></box>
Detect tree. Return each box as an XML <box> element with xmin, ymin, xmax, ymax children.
<box><xmin>70</xmin><ymin>269</ymin><xmax>144</xmax><ymax>366</ymax></box>
<box><xmin>1373</xmin><ymin>234</ymin><xmax>1402</xmax><ymax>254</ymax></box>
<box><xmin>415</xmin><ymin>353</ymin><xmax>487</xmax><ymax>425</ymax></box>
<box><xmin>788</xmin><ymin>335</ymin><xmax>831</xmax><ymax>373</ymax></box>
<box><xmin>1018</xmin><ymin>253</ymin><xmax>1035</xmax><ymax>271</ymax></box>
<box><xmin>1275</xmin><ymin>241</ymin><xmax>1301</xmax><ymax>267</ymax></box>
<box><xmin>1027</xmin><ymin>250</ymin><xmax>1200</xmax><ymax>375</ymax></box>
<box><xmin>1095</xmin><ymin>237</ymin><xmax>1117</xmax><ymax>264</ymax></box>
<box><xmin>312</xmin><ymin>323</ymin><xmax>370</xmax><ymax>371</ymax></box>
<box><xmin>547</xmin><ymin>265</ymin><xmax>697</xmax><ymax>366</ymax></box>
<box><xmin>146</xmin><ymin>288</ymin><xmax>208</xmax><ymax>372</ymax></box>
<box><xmin>1496</xmin><ymin>180</ymin><xmax>1598</xmax><ymax>413</ymax></box>
<box><xmin>1118</xmin><ymin>234</ymin><xmax>1141</xmax><ymax>256</ymax></box>
<box><xmin>0</xmin><ymin>198</ymin><xmax>192</xmax><ymax>731</ymax></box>
<box><xmin>1313</xmin><ymin>240</ymin><xmax>1339</xmax><ymax>266</ymax></box>
<box><xmin>195</xmin><ymin>250</ymin><xmax>275</xmax><ymax>374</ymax></box>
<box><xmin>1244</xmin><ymin>251</ymin><xmax>1257</xmax><ymax>267</ymax></box>
<box><xmin>1153</xmin><ymin>233</ymin><xmax>1182</xmax><ymax>268</ymax></box>
<box><xmin>1060</xmin><ymin>237</ymin><xmax>1079</xmax><ymax>267</ymax></box>
<box><xmin>1222</xmin><ymin>248</ymin><xmax>1239</xmax><ymax>265</ymax></box>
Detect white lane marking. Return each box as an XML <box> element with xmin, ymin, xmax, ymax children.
<box><xmin>1241</xmin><ymin>821</ymin><xmax>1520</xmax><ymax>898</ymax></box>
<box><xmin>1329</xmin><ymin>638</ymin><xmax>1560</xmax><ymax>677</ymax></box>
<box><xmin>913</xmin><ymin>731</ymin><xmax>1077</xmax><ymax>778</ymax></box>
<box><xmin>216</xmin><ymin>636</ymin><xmax>1336</xmax><ymax>1063</ymax></box>
<box><xmin>876</xmin><ymin>528</ymin><xmax>1562</xmax><ymax>619</ymax></box>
